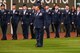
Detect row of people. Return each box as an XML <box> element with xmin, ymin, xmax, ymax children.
<box><xmin>0</xmin><ymin>3</ymin><xmax>80</xmax><ymax>47</ymax></box>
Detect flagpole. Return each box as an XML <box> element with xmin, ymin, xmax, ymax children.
<box><xmin>11</xmin><ymin>0</ymin><xmax>13</xmax><ymax>35</ymax></box>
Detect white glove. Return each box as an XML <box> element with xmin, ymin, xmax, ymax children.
<box><xmin>8</xmin><ymin>23</ymin><xmax>10</xmax><ymax>25</ymax></box>
<box><xmin>44</xmin><ymin>26</ymin><xmax>46</xmax><ymax>29</ymax></box>
<box><xmin>72</xmin><ymin>22</ymin><xmax>74</xmax><ymax>24</ymax></box>
<box><xmin>34</xmin><ymin>26</ymin><xmax>35</xmax><ymax>29</ymax></box>
<box><xmin>30</xmin><ymin>23</ymin><xmax>33</xmax><ymax>25</ymax></box>
<box><xmin>21</xmin><ymin>22</ymin><xmax>23</xmax><ymax>24</ymax></box>
<box><xmin>61</xmin><ymin>22</ymin><xmax>64</xmax><ymax>25</ymax></box>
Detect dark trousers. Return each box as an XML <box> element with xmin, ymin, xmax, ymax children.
<box><xmin>12</xmin><ymin>22</ymin><xmax>18</xmax><ymax>40</ymax></box>
<box><xmin>30</xmin><ymin>24</ymin><xmax>35</xmax><ymax>39</ymax></box>
<box><xmin>64</xmin><ymin>24</ymin><xmax>70</xmax><ymax>37</ymax></box>
<box><xmin>51</xmin><ymin>23</ymin><xmax>54</xmax><ymax>32</ymax></box>
<box><xmin>76</xmin><ymin>25</ymin><xmax>80</xmax><ymax>37</ymax></box>
<box><xmin>1</xmin><ymin>22</ymin><xmax>7</xmax><ymax>40</ymax></box>
<box><xmin>35</xmin><ymin>28</ymin><xmax>44</xmax><ymax>46</ymax></box>
<box><xmin>22</xmin><ymin>24</ymin><xmax>29</xmax><ymax>39</ymax></box>
<box><xmin>45</xmin><ymin>27</ymin><xmax>50</xmax><ymax>38</ymax></box>
<box><xmin>54</xmin><ymin>23</ymin><xmax>60</xmax><ymax>38</ymax></box>
<box><xmin>71</xmin><ymin>24</ymin><xmax>75</xmax><ymax>32</ymax></box>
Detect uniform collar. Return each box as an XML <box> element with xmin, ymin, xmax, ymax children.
<box><xmin>1</xmin><ymin>9</ymin><xmax>5</xmax><ymax>11</ymax></box>
<box><xmin>66</xmin><ymin>10</ymin><xmax>69</xmax><ymax>12</ymax></box>
<box><xmin>23</xmin><ymin>10</ymin><xmax>26</xmax><ymax>12</ymax></box>
<box><xmin>55</xmin><ymin>9</ymin><xmax>59</xmax><ymax>12</ymax></box>
<box><xmin>77</xmin><ymin>11</ymin><xmax>80</xmax><ymax>15</ymax></box>
<box><xmin>46</xmin><ymin>9</ymin><xmax>49</xmax><ymax>12</ymax></box>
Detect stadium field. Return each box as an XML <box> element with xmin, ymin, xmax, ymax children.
<box><xmin>0</xmin><ymin>38</ymin><xmax>80</xmax><ymax>53</ymax></box>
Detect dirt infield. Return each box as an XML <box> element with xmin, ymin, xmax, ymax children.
<box><xmin>0</xmin><ymin>32</ymin><xmax>77</xmax><ymax>40</ymax></box>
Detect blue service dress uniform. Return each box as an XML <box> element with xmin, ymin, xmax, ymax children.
<box><xmin>21</xmin><ymin>10</ymin><xmax>30</xmax><ymax>39</ymax></box>
<box><xmin>51</xmin><ymin>10</ymin><xmax>61</xmax><ymax>38</ymax></box>
<box><xmin>11</xmin><ymin>10</ymin><xmax>20</xmax><ymax>40</ymax></box>
<box><xmin>62</xmin><ymin>10</ymin><xmax>71</xmax><ymax>37</ymax></box>
<box><xmin>0</xmin><ymin>9</ymin><xmax>9</xmax><ymax>40</ymax></box>
<box><xmin>34</xmin><ymin>10</ymin><xmax>44</xmax><ymax>47</ymax></box>
<box><xmin>70</xmin><ymin>10</ymin><xmax>76</xmax><ymax>32</ymax></box>
<box><xmin>29</xmin><ymin>9</ymin><xmax>35</xmax><ymax>39</ymax></box>
<box><xmin>76</xmin><ymin>11</ymin><xmax>80</xmax><ymax>37</ymax></box>
<box><xmin>7</xmin><ymin>10</ymin><xmax>11</xmax><ymax>24</ymax></box>
<box><xmin>51</xmin><ymin>9</ymin><xmax>55</xmax><ymax>32</ymax></box>
<box><xmin>44</xmin><ymin>9</ymin><xmax>51</xmax><ymax>38</ymax></box>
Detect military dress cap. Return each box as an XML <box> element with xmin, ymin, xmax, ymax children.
<box><xmin>13</xmin><ymin>3</ymin><xmax>16</xmax><ymax>5</ymax></box>
<box><xmin>45</xmin><ymin>4</ymin><xmax>49</xmax><ymax>6</ymax></box>
<box><xmin>23</xmin><ymin>4</ymin><xmax>27</xmax><ymax>6</ymax></box>
<box><xmin>35</xmin><ymin>3</ymin><xmax>40</xmax><ymax>6</ymax></box>
<box><xmin>33</xmin><ymin>4</ymin><xmax>36</xmax><ymax>6</ymax></box>
<box><xmin>35</xmin><ymin>3</ymin><xmax>41</xmax><ymax>9</ymax></box>
<box><xmin>37</xmin><ymin>0</ymin><xmax>41</xmax><ymax>4</ymax></box>
<box><xmin>65</xmin><ymin>4</ymin><xmax>69</xmax><ymax>6</ymax></box>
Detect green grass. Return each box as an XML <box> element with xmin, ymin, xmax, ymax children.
<box><xmin>0</xmin><ymin>38</ymin><xmax>80</xmax><ymax>53</ymax></box>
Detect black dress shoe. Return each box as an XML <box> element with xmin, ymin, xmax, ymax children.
<box><xmin>23</xmin><ymin>38</ymin><xmax>28</xmax><ymax>40</ymax></box>
<box><xmin>36</xmin><ymin>43</ymin><xmax>43</xmax><ymax>47</ymax></box>
<box><xmin>65</xmin><ymin>36</ymin><xmax>69</xmax><ymax>38</ymax></box>
<box><xmin>31</xmin><ymin>38</ymin><xmax>35</xmax><ymax>39</ymax></box>
<box><xmin>37</xmin><ymin>45</ymin><xmax>43</xmax><ymax>47</ymax></box>
<box><xmin>1</xmin><ymin>38</ymin><xmax>7</xmax><ymax>40</ymax></box>
<box><xmin>65</xmin><ymin>36</ymin><xmax>68</xmax><ymax>38</ymax></box>
<box><xmin>47</xmin><ymin>37</ymin><xmax>50</xmax><ymax>38</ymax></box>
<box><xmin>55</xmin><ymin>36</ymin><xmax>59</xmax><ymax>38</ymax></box>
<box><xmin>65</xmin><ymin>35</ymin><xmax>70</xmax><ymax>38</ymax></box>
<box><xmin>77</xmin><ymin>35</ymin><xmax>80</xmax><ymax>37</ymax></box>
<box><xmin>12</xmin><ymin>38</ymin><xmax>17</xmax><ymax>40</ymax></box>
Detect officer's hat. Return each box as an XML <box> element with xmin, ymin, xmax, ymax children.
<box><xmin>13</xmin><ymin>3</ymin><xmax>16</xmax><ymax>6</ymax></box>
<box><xmin>33</xmin><ymin>4</ymin><xmax>36</xmax><ymax>6</ymax></box>
<box><xmin>35</xmin><ymin>3</ymin><xmax>41</xmax><ymax>9</ymax></box>
<box><xmin>65</xmin><ymin>4</ymin><xmax>69</xmax><ymax>6</ymax></box>
<box><xmin>45</xmin><ymin>4</ymin><xmax>49</xmax><ymax>6</ymax></box>
<box><xmin>37</xmin><ymin>1</ymin><xmax>41</xmax><ymax>4</ymax></box>
<box><xmin>23</xmin><ymin>4</ymin><xmax>27</xmax><ymax>7</ymax></box>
